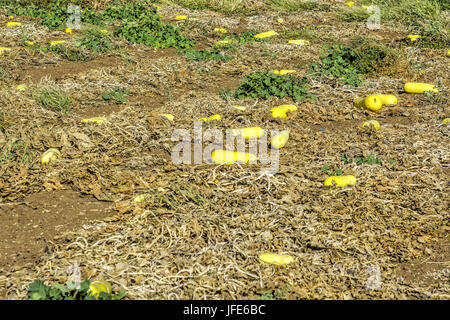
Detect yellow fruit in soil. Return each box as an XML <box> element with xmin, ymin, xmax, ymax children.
<box><xmin>324</xmin><ymin>175</ymin><xmax>356</xmax><ymax>187</ymax></box>
<box><xmin>361</xmin><ymin>120</ymin><xmax>380</xmax><ymax>130</ymax></box>
<box><xmin>89</xmin><ymin>281</ymin><xmax>112</xmax><ymax>298</ymax></box>
<box><xmin>404</xmin><ymin>82</ymin><xmax>438</xmax><ymax>93</ymax></box>
<box><xmin>377</xmin><ymin>94</ymin><xmax>397</xmax><ymax>105</ymax></box>
<box><xmin>362</xmin><ymin>95</ymin><xmax>383</xmax><ymax>111</ymax></box>
<box><xmin>211</xmin><ymin>150</ymin><xmax>257</xmax><ymax>165</ymax></box>
<box><xmin>259</xmin><ymin>253</ymin><xmax>294</xmax><ymax>266</ymax></box>
<box><xmin>271</xmin><ymin>130</ymin><xmax>289</xmax><ymax>149</ymax></box>
<box><xmin>232</xmin><ymin>127</ymin><xmax>264</xmax><ymax>139</ymax></box>
<box><xmin>254</xmin><ymin>31</ymin><xmax>278</xmax><ymax>39</ymax></box>
<box><xmin>160</xmin><ymin>114</ymin><xmax>174</xmax><ymax>121</ymax></box>
<box><xmin>41</xmin><ymin>148</ymin><xmax>61</xmax><ymax>164</ymax></box>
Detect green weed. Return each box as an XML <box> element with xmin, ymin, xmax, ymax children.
<box><xmin>229</xmin><ymin>70</ymin><xmax>316</xmax><ymax>102</ymax></box>
<box><xmin>34</xmin><ymin>86</ymin><xmax>72</xmax><ymax>113</ymax></box>
<box><xmin>101</xmin><ymin>86</ymin><xmax>130</xmax><ymax>103</ymax></box>
<box><xmin>176</xmin><ymin>48</ymin><xmax>233</xmax><ymax>62</ymax></box>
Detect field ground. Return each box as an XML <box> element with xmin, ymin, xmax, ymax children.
<box><xmin>0</xmin><ymin>0</ymin><xmax>449</xmax><ymax>299</ymax></box>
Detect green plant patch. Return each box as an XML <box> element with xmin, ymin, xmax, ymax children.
<box><xmin>176</xmin><ymin>48</ymin><xmax>233</xmax><ymax>62</ymax></box>
<box><xmin>101</xmin><ymin>86</ymin><xmax>130</xmax><ymax>103</ymax></box>
<box><xmin>76</xmin><ymin>28</ymin><xmax>117</xmax><ymax>53</ymax></box>
<box><xmin>33</xmin><ymin>86</ymin><xmax>72</xmax><ymax>113</ymax></box>
<box><xmin>27</xmin><ymin>279</ymin><xmax>126</xmax><ymax>300</ymax></box>
<box><xmin>229</xmin><ymin>70</ymin><xmax>316</xmax><ymax>102</ymax></box>
<box><xmin>308</xmin><ymin>39</ymin><xmax>400</xmax><ymax>86</ymax></box>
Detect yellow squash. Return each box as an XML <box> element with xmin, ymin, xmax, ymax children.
<box><xmin>199</xmin><ymin>114</ymin><xmax>221</xmax><ymax>122</ymax></box>
<box><xmin>404</xmin><ymin>82</ymin><xmax>438</xmax><ymax>93</ymax></box>
<box><xmin>211</xmin><ymin>150</ymin><xmax>257</xmax><ymax>165</ymax></box>
<box><xmin>259</xmin><ymin>253</ymin><xmax>294</xmax><ymax>266</ymax></box>
<box><xmin>288</xmin><ymin>39</ymin><xmax>310</xmax><ymax>45</ymax></box>
<box><xmin>377</xmin><ymin>94</ymin><xmax>397</xmax><ymax>105</ymax></box>
<box><xmin>88</xmin><ymin>281</ymin><xmax>112</xmax><ymax>298</ymax></box>
<box><xmin>271</xmin><ymin>130</ymin><xmax>289</xmax><ymax>149</ymax></box>
<box><xmin>361</xmin><ymin>120</ymin><xmax>380</xmax><ymax>130</ymax></box>
<box><xmin>324</xmin><ymin>175</ymin><xmax>356</xmax><ymax>187</ymax></box>
<box><xmin>354</xmin><ymin>95</ymin><xmax>383</xmax><ymax>111</ymax></box>
<box><xmin>160</xmin><ymin>114</ymin><xmax>174</xmax><ymax>121</ymax></box>
<box><xmin>6</xmin><ymin>22</ymin><xmax>22</xmax><ymax>27</ymax></box>
<box><xmin>41</xmin><ymin>148</ymin><xmax>61</xmax><ymax>164</ymax></box>
<box><xmin>81</xmin><ymin>117</ymin><xmax>107</xmax><ymax>124</ymax></box>
<box><xmin>232</xmin><ymin>127</ymin><xmax>264</xmax><ymax>139</ymax></box>
<box><xmin>254</xmin><ymin>31</ymin><xmax>278</xmax><ymax>39</ymax></box>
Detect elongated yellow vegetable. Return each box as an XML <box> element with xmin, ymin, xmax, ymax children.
<box><xmin>442</xmin><ymin>118</ymin><xmax>450</xmax><ymax>124</ymax></box>
<box><xmin>407</xmin><ymin>34</ymin><xmax>421</xmax><ymax>42</ymax></box>
<box><xmin>288</xmin><ymin>39</ymin><xmax>310</xmax><ymax>45</ymax></box>
<box><xmin>88</xmin><ymin>281</ymin><xmax>112</xmax><ymax>298</ymax></box>
<box><xmin>404</xmin><ymin>82</ymin><xmax>438</xmax><ymax>93</ymax></box>
<box><xmin>41</xmin><ymin>148</ymin><xmax>61</xmax><ymax>164</ymax></box>
<box><xmin>272</xmin><ymin>69</ymin><xmax>296</xmax><ymax>75</ymax></box>
<box><xmin>6</xmin><ymin>22</ymin><xmax>21</xmax><ymax>27</ymax></box>
<box><xmin>214</xmin><ymin>28</ymin><xmax>227</xmax><ymax>33</ymax></box>
<box><xmin>270</xmin><ymin>105</ymin><xmax>297</xmax><ymax>118</ymax></box>
<box><xmin>199</xmin><ymin>114</ymin><xmax>221</xmax><ymax>122</ymax></box>
<box><xmin>259</xmin><ymin>253</ymin><xmax>294</xmax><ymax>266</ymax></box>
<box><xmin>361</xmin><ymin>120</ymin><xmax>380</xmax><ymax>130</ymax></box>
<box><xmin>324</xmin><ymin>175</ymin><xmax>356</xmax><ymax>187</ymax></box>
<box><xmin>254</xmin><ymin>31</ymin><xmax>278</xmax><ymax>39</ymax></box>
<box><xmin>345</xmin><ymin>1</ymin><xmax>355</xmax><ymax>7</ymax></box>
<box><xmin>175</xmin><ymin>15</ymin><xmax>187</xmax><ymax>20</ymax></box>
<box><xmin>65</xmin><ymin>28</ymin><xmax>72</xmax><ymax>34</ymax></box>
<box><xmin>232</xmin><ymin>106</ymin><xmax>246</xmax><ymax>111</ymax></box>
<box><xmin>211</xmin><ymin>150</ymin><xmax>256</xmax><ymax>165</ymax></box>
<box><xmin>232</xmin><ymin>127</ymin><xmax>264</xmax><ymax>139</ymax></box>
<box><xmin>133</xmin><ymin>194</ymin><xmax>149</xmax><ymax>203</ymax></box>
<box><xmin>377</xmin><ymin>94</ymin><xmax>397</xmax><ymax>105</ymax></box>
<box><xmin>50</xmin><ymin>40</ymin><xmax>66</xmax><ymax>46</ymax></box>
<box><xmin>277</xmin><ymin>18</ymin><xmax>284</xmax><ymax>23</ymax></box>
<box><xmin>216</xmin><ymin>40</ymin><xmax>231</xmax><ymax>46</ymax></box>
<box><xmin>271</xmin><ymin>130</ymin><xmax>289</xmax><ymax>149</ymax></box>
<box><xmin>81</xmin><ymin>117</ymin><xmax>107</xmax><ymax>124</ymax></box>
<box><xmin>160</xmin><ymin>114</ymin><xmax>174</xmax><ymax>121</ymax></box>
<box><xmin>16</xmin><ymin>85</ymin><xmax>26</xmax><ymax>91</ymax></box>
<box><xmin>0</xmin><ymin>47</ymin><xmax>11</xmax><ymax>53</ymax></box>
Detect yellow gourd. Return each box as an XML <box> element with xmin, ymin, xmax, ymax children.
<box><xmin>232</xmin><ymin>127</ymin><xmax>264</xmax><ymax>139</ymax></box>
<box><xmin>254</xmin><ymin>31</ymin><xmax>278</xmax><ymax>39</ymax></box>
<box><xmin>272</xmin><ymin>70</ymin><xmax>296</xmax><ymax>75</ymax></box>
<box><xmin>6</xmin><ymin>22</ymin><xmax>22</xmax><ymax>27</ymax></box>
<box><xmin>361</xmin><ymin>120</ymin><xmax>380</xmax><ymax>130</ymax></box>
<box><xmin>271</xmin><ymin>130</ymin><xmax>289</xmax><ymax>149</ymax></box>
<box><xmin>288</xmin><ymin>39</ymin><xmax>310</xmax><ymax>45</ymax></box>
<box><xmin>214</xmin><ymin>28</ymin><xmax>227</xmax><ymax>34</ymax></box>
<box><xmin>88</xmin><ymin>281</ymin><xmax>112</xmax><ymax>298</ymax></box>
<box><xmin>354</xmin><ymin>95</ymin><xmax>383</xmax><ymax>111</ymax></box>
<box><xmin>199</xmin><ymin>114</ymin><xmax>221</xmax><ymax>122</ymax></box>
<box><xmin>160</xmin><ymin>114</ymin><xmax>174</xmax><ymax>121</ymax></box>
<box><xmin>81</xmin><ymin>117</ymin><xmax>107</xmax><ymax>124</ymax></box>
<box><xmin>377</xmin><ymin>94</ymin><xmax>397</xmax><ymax>105</ymax></box>
<box><xmin>211</xmin><ymin>150</ymin><xmax>257</xmax><ymax>165</ymax></box>
<box><xmin>404</xmin><ymin>82</ymin><xmax>438</xmax><ymax>93</ymax></box>
<box><xmin>324</xmin><ymin>175</ymin><xmax>356</xmax><ymax>187</ymax></box>
<box><xmin>259</xmin><ymin>253</ymin><xmax>294</xmax><ymax>266</ymax></box>
<box><xmin>175</xmin><ymin>15</ymin><xmax>187</xmax><ymax>20</ymax></box>
<box><xmin>41</xmin><ymin>148</ymin><xmax>61</xmax><ymax>164</ymax></box>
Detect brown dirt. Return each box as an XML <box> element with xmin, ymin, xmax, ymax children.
<box><xmin>0</xmin><ymin>189</ymin><xmax>115</xmax><ymax>271</ymax></box>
